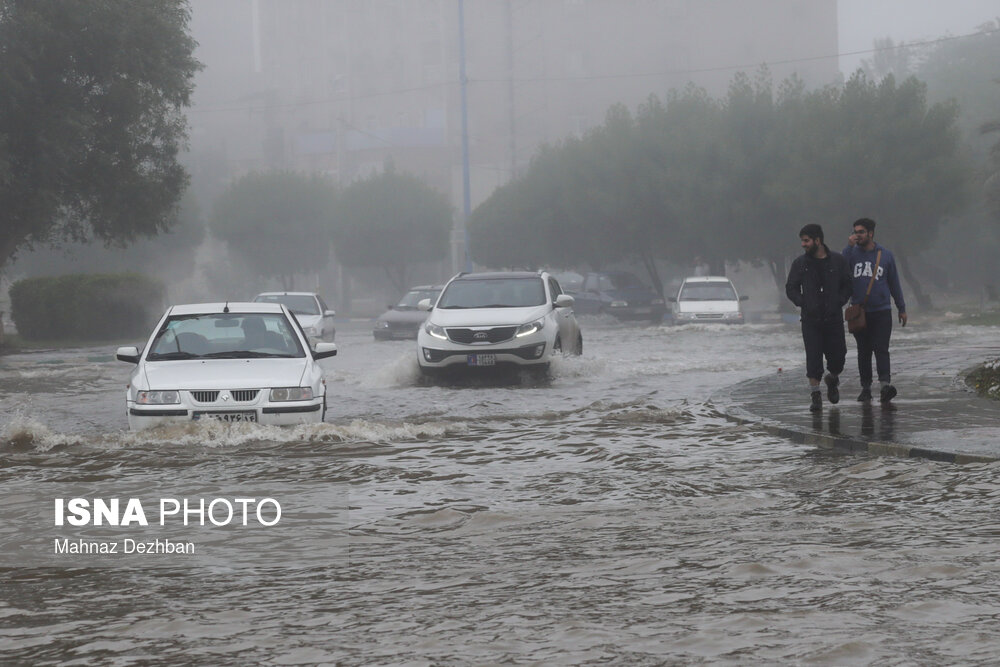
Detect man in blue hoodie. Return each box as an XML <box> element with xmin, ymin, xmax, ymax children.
<box><xmin>843</xmin><ymin>218</ymin><xmax>907</xmax><ymax>403</ymax></box>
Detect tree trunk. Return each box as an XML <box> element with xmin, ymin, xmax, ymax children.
<box><xmin>639</xmin><ymin>252</ymin><xmax>663</xmax><ymax>297</ymax></box>
<box><xmin>897</xmin><ymin>253</ymin><xmax>932</xmax><ymax>310</ymax></box>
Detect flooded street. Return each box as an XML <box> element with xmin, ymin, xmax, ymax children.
<box><xmin>3</xmin><ymin>319</ymin><xmax>1000</xmax><ymax>665</ymax></box>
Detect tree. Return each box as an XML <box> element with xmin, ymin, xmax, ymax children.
<box><xmin>0</xmin><ymin>0</ymin><xmax>201</xmax><ymax>273</ymax></box>
<box><xmin>210</xmin><ymin>171</ymin><xmax>336</xmax><ymax>290</ymax></box>
<box><xmin>333</xmin><ymin>165</ymin><xmax>452</xmax><ymax>294</ymax></box>
<box><xmin>9</xmin><ymin>191</ymin><xmax>205</xmax><ymax>279</ymax></box>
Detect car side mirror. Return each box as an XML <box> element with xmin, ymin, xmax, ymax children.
<box><xmin>740</xmin><ymin>295</ymin><xmax>749</xmax><ymax>301</ymax></box>
<box><xmin>116</xmin><ymin>346</ymin><xmax>140</xmax><ymax>364</ymax></box>
<box><xmin>313</xmin><ymin>342</ymin><xmax>338</xmax><ymax>360</ymax></box>
<box><xmin>417</xmin><ymin>298</ymin><xmax>432</xmax><ymax>311</ymax></box>
<box><xmin>324</xmin><ymin>309</ymin><xmax>336</xmax><ymax>317</ymax></box>
<box><xmin>555</xmin><ymin>294</ymin><xmax>574</xmax><ymax>308</ymax></box>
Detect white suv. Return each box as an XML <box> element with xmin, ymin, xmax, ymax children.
<box><xmin>416</xmin><ymin>271</ymin><xmax>582</xmax><ymax>375</ymax></box>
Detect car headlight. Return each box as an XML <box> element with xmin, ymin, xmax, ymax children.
<box><xmin>269</xmin><ymin>387</ymin><xmax>314</xmax><ymax>401</ymax></box>
<box><xmin>137</xmin><ymin>390</ymin><xmax>180</xmax><ymax>405</ymax></box>
<box><xmin>306</xmin><ymin>326</ymin><xmax>319</xmax><ymax>335</ymax></box>
<box><xmin>515</xmin><ymin>319</ymin><xmax>544</xmax><ymax>337</ymax></box>
<box><xmin>424</xmin><ymin>322</ymin><xmax>448</xmax><ymax>340</ymax></box>
<box><xmin>610</xmin><ymin>300</ymin><xmax>628</xmax><ymax>308</ymax></box>
<box><xmin>376</xmin><ymin>320</ymin><xmax>389</xmax><ymax>329</ymax></box>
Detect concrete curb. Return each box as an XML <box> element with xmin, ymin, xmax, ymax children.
<box><xmin>717</xmin><ymin>411</ymin><xmax>998</xmax><ymax>464</ymax></box>
<box><xmin>710</xmin><ymin>385</ymin><xmax>999</xmax><ymax>465</ymax></box>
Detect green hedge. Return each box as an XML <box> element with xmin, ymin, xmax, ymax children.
<box><xmin>10</xmin><ymin>273</ymin><xmax>165</xmax><ymax>341</ymax></box>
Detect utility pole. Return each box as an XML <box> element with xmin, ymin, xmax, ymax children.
<box><xmin>505</xmin><ymin>0</ymin><xmax>517</xmax><ymax>180</ymax></box>
<box><xmin>458</xmin><ymin>0</ymin><xmax>473</xmax><ymax>272</ymax></box>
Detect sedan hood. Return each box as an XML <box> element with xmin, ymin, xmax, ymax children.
<box><xmin>430</xmin><ymin>305</ymin><xmax>550</xmax><ymax>327</ymax></box>
<box><xmin>377</xmin><ymin>309</ymin><xmax>430</xmax><ymax>325</ymax></box>
<box><xmin>294</xmin><ymin>314</ymin><xmax>321</xmax><ymax>328</ymax></box>
<box><xmin>608</xmin><ymin>287</ymin><xmax>659</xmax><ymax>301</ymax></box>
<box><xmin>141</xmin><ymin>359</ymin><xmax>308</xmax><ymax>390</ymax></box>
<box><xmin>676</xmin><ymin>299</ymin><xmax>740</xmax><ymax>314</ymax></box>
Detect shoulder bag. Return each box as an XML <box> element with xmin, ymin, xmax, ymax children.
<box><xmin>845</xmin><ymin>249</ymin><xmax>881</xmax><ymax>334</ymax></box>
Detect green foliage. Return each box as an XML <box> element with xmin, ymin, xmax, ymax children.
<box><xmin>210</xmin><ymin>171</ymin><xmax>336</xmax><ymax>289</ymax></box>
<box><xmin>9</xmin><ymin>191</ymin><xmax>205</xmax><ymax>278</ymax></box>
<box><xmin>0</xmin><ymin>0</ymin><xmax>201</xmax><ymax>271</ymax></box>
<box><xmin>966</xmin><ymin>358</ymin><xmax>1000</xmax><ymax>400</ymax></box>
<box><xmin>10</xmin><ymin>273</ymin><xmax>165</xmax><ymax>341</ymax></box>
<box><xmin>333</xmin><ymin>166</ymin><xmax>452</xmax><ymax>293</ymax></box>
<box><xmin>469</xmin><ymin>68</ymin><xmax>971</xmax><ymax>294</ymax></box>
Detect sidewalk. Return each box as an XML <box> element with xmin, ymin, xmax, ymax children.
<box><xmin>712</xmin><ymin>341</ymin><xmax>1000</xmax><ymax>463</ymax></box>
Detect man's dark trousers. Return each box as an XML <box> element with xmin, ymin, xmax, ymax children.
<box><xmin>802</xmin><ymin>317</ymin><xmax>847</xmax><ymax>380</ymax></box>
<box><xmin>852</xmin><ymin>308</ymin><xmax>893</xmax><ymax>386</ymax></box>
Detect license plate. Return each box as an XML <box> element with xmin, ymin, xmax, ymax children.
<box><xmin>467</xmin><ymin>353</ymin><xmax>496</xmax><ymax>367</ymax></box>
<box><xmin>192</xmin><ymin>411</ymin><xmax>257</xmax><ymax>423</ymax></box>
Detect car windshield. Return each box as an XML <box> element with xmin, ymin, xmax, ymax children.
<box><xmin>146</xmin><ymin>313</ymin><xmax>305</xmax><ymax>360</ymax></box>
<box><xmin>397</xmin><ymin>289</ymin><xmax>441</xmax><ymax>310</ymax></box>
<box><xmin>679</xmin><ymin>283</ymin><xmax>737</xmax><ymax>301</ymax></box>
<box><xmin>437</xmin><ymin>278</ymin><xmax>546</xmax><ymax>309</ymax></box>
<box><xmin>254</xmin><ymin>294</ymin><xmax>320</xmax><ymax>316</ymax></box>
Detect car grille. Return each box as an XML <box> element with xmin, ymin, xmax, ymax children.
<box><xmin>446</xmin><ymin>326</ymin><xmax>518</xmax><ymax>344</ymax></box>
<box><xmin>694</xmin><ymin>313</ymin><xmax>724</xmax><ymax>319</ymax></box>
<box><xmin>189</xmin><ymin>390</ymin><xmax>260</xmax><ymax>403</ymax></box>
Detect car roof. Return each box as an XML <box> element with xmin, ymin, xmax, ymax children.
<box><xmin>452</xmin><ymin>271</ymin><xmax>542</xmax><ymax>281</ymax></box>
<box><xmin>680</xmin><ymin>276</ymin><xmax>733</xmax><ymax>284</ymax></box>
<box><xmin>168</xmin><ymin>302</ymin><xmax>286</xmax><ymax>315</ymax></box>
<box><xmin>254</xmin><ymin>292</ymin><xmax>319</xmax><ymax>297</ymax></box>
<box><xmin>408</xmin><ymin>284</ymin><xmax>443</xmax><ymax>291</ymax></box>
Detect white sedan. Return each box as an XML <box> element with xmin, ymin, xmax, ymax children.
<box><xmin>116</xmin><ymin>302</ymin><xmax>337</xmax><ymax>431</ymax></box>
<box><xmin>253</xmin><ymin>291</ymin><xmax>336</xmax><ymax>341</ymax></box>
<box><xmin>416</xmin><ymin>271</ymin><xmax>582</xmax><ymax>376</ymax></box>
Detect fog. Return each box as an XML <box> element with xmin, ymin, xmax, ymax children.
<box><xmin>5</xmin><ymin>0</ymin><xmax>1000</xmax><ymax>320</ymax></box>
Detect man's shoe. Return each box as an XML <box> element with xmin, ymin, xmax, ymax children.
<box><xmin>810</xmin><ymin>391</ymin><xmax>823</xmax><ymax>412</ymax></box>
<box><xmin>857</xmin><ymin>387</ymin><xmax>872</xmax><ymax>402</ymax></box>
<box><xmin>824</xmin><ymin>374</ymin><xmax>840</xmax><ymax>404</ymax></box>
<box><xmin>880</xmin><ymin>384</ymin><xmax>897</xmax><ymax>403</ymax></box>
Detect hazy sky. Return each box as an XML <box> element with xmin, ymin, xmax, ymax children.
<box><xmin>838</xmin><ymin>0</ymin><xmax>999</xmax><ymax>73</ymax></box>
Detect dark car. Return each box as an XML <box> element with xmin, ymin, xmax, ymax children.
<box><xmin>570</xmin><ymin>271</ymin><xmax>666</xmax><ymax>322</ymax></box>
<box><xmin>373</xmin><ymin>285</ymin><xmax>443</xmax><ymax>340</ymax></box>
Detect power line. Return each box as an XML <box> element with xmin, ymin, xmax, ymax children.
<box><xmin>188</xmin><ymin>27</ymin><xmax>998</xmax><ymax>116</ymax></box>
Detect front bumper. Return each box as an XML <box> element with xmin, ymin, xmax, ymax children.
<box><xmin>673</xmin><ymin>311</ymin><xmax>744</xmax><ymax>324</ymax></box>
<box><xmin>126</xmin><ymin>399</ymin><xmax>324</xmax><ymax>431</ymax></box>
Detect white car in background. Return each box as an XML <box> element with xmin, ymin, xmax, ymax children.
<box><xmin>416</xmin><ymin>271</ymin><xmax>582</xmax><ymax>376</ymax></box>
<box><xmin>253</xmin><ymin>292</ymin><xmax>336</xmax><ymax>341</ymax></box>
<box><xmin>669</xmin><ymin>276</ymin><xmax>748</xmax><ymax>324</ymax></box>
<box><xmin>116</xmin><ymin>302</ymin><xmax>337</xmax><ymax>431</ymax></box>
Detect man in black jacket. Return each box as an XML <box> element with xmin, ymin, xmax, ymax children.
<box><xmin>785</xmin><ymin>224</ymin><xmax>853</xmax><ymax>411</ymax></box>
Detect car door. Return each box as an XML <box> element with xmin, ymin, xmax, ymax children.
<box><xmin>316</xmin><ymin>295</ymin><xmax>336</xmax><ymax>340</ymax></box>
<box><xmin>549</xmin><ymin>277</ymin><xmax>578</xmax><ymax>348</ymax></box>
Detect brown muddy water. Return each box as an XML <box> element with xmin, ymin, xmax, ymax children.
<box><xmin>2</xmin><ymin>319</ymin><xmax>999</xmax><ymax>665</ymax></box>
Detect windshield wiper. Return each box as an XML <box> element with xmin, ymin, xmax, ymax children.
<box><xmin>147</xmin><ymin>351</ymin><xmax>201</xmax><ymax>361</ymax></box>
<box><xmin>200</xmin><ymin>351</ymin><xmax>292</xmax><ymax>359</ymax></box>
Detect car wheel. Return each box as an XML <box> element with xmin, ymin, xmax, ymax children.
<box><xmin>575</xmin><ymin>332</ymin><xmax>583</xmax><ymax>356</ymax></box>
<box><xmin>321</xmin><ymin>395</ymin><xmax>327</xmax><ymax>422</ymax></box>
<box><xmin>553</xmin><ymin>335</ymin><xmax>562</xmax><ymax>354</ymax></box>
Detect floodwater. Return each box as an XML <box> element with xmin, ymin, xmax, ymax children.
<box><xmin>2</xmin><ymin>318</ymin><xmax>1000</xmax><ymax>665</ymax></box>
